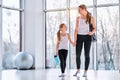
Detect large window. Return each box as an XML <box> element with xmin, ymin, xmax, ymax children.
<box><xmin>3</xmin><ymin>0</ymin><xmax>20</xmax><ymax>8</ymax></box>
<box><xmin>97</xmin><ymin>0</ymin><xmax>119</xmax><ymax>5</ymax></box>
<box><xmin>70</xmin><ymin>0</ymin><xmax>93</xmax><ymax>7</ymax></box>
<box><xmin>0</xmin><ymin>0</ymin><xmax>24</xmax><ymax>69</ymax></box>
<box><xmin>2</xmin><ymin>9</ymin><xmax>20</xmax><ymax>54</ymax></box>
<box><xmin>45</xmin><ymin>0</ymin><xmax>120</xmax><ymax>70</ymax></box>
<box><xmin>46</xmin><ymin>0</ymin><xmax>67</xmax><ymax>9</ymax></box>
<box><xmin>97</xmin><ymin>6</ymin><xmax>119</xmax><ymax>70</ymax></box>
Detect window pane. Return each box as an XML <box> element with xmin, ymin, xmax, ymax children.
<box><xmin>3</xmin><ymin>0</ymin><xmax>20</xmax><ymax>8</ymax></box>
<box><xmin>97</xmin><ymin>0</ymin><xmax>119</xmax><ymax>5</ymax></box>
<box><xmin>46</xmin><ymin>11</ymin><xmax>67</xmax><ymax>68</ymax></box>
<box><xmin>2</xmin><ymin>9</ymin><xmax>20</xmax><ymax>54</ymax></box>
<box><xmin>70</xmin><ymin>0</ymin><xmax>93</xmax><ymax>7</ymax></box>
<box><xmin>0</xmin><ymin>1</ymin><xmax>1</xmax><ymax>5</ymax></box>
<box><xmin>70</xmin><ymin>8</ymin><xmax>94</xmax><ymax>69</ymax></box>
<box><xmin>46</xmin><ymin>0</ymin><xmax>67</xmax><ymax>9</ymax></box>
<box><xmin>97</xmin><ymin>6</ymin><xmax>119</xmax><ymax>70</ymax></box>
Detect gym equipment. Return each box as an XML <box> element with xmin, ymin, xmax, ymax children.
<box><xmin>14</xmin><ymin>52</ymin><xmax>34</xmax><ymax>70</ymax></box>
<box><xmin>2</xmin><ymin>53</ymin><xmax>15</xmax><ymax>69</ymax></box>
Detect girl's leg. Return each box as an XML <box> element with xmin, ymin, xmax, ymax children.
<box><xmin>63</xmin><ymin>50</ymin><xmax>68</xmax><ymax>73</ymax></box>
<box><xmin>58</xmin><ymin>50</ymin><xmax>64</xmax><ymax>73</ymax></box>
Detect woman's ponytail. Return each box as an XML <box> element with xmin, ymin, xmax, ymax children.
<box><xmin>86</xmin><ymin>11</ymin><xmax>91</xmax><ymax>24</ymax></box>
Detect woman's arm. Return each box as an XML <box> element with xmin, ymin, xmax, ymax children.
<box><xmin>74</xmin><ymin>17</ymin><xmax>79</xmax><ymax>43</ymax></box>
<box><xmin>91</xmin><ymin>16</ymin><xmax>96</xmax><ymax>33</ymax></box>
<box><xmin>89</xmin><ymin>16</ymin><xmax>96</xmax><ymax>35</ymax></box>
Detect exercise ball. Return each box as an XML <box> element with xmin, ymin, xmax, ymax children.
<box><xmin>14</xmin><ymin>52</ymin><xmax>34</xmax><ymax>70</ymax></box>
<box><xmin>2</xmin><ymin>53</ymin><xmax>15</xmax><ymax>69</ymax></box>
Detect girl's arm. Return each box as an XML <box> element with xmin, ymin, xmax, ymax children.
<box><xmin>56</xmin><ymin>38</ymin><xmax>60</xmax><ymax>55</ymax></box>
<box><xmin>74</xmin><ymin>17</ymin><xmax>79</xmax><ymax>44</ymax></box>
<box><xmin>68</xmin><ymin>33</ymin><xmax>74</xmax><ymax>45</ymax></box>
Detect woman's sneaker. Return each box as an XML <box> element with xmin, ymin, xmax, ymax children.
<box><xmin>82</xmin><ymin>72</ymin><xmax>87</xmax><ymax>77</ymax></box>
<box><xmin>59</xmin><ymin>73</ymin><xmax>65</xmax><ymax>77</ymax></box>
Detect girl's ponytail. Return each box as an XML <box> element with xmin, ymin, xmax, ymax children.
<box><xmin>57</xmin><ymin>23</ymin><xmax>65</xmax><ymax>41</ymax></box>
<box><xmin>57</xmin><ymin>30</ymin><xmax>61</xmax><ymax>41</ymax></box>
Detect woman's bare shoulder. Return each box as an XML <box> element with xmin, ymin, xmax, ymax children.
<box><xmin>91</xmin><ymin>16</ymin><xmax>94</xmax><ymax>20</ymax></box>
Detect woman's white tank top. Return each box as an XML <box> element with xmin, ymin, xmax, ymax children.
<box><xmin>78</xmin><ymin>17</ymin><xmax>89</xmax><ymax>35</ymax></box>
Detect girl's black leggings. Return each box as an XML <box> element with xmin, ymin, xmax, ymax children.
<box><xmin>76</xmin><ymin>34</ymin><xmax>91</xmax><ymax>70</ymax></box>
<box><xmin>58</xmin><ymin>49</ymin><xmax>68</xmax><ymax>73</ymax></box>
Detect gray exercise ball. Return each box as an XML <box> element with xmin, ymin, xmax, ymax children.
<box><xmin>2</xmin><ymin>53</ymin><xmax>15</xmax><ymax>69</ymax></box>
<box><xmin>14</xmin><ymin>52</ymin><xmax>34</xmax><ymax>70</ymax></box>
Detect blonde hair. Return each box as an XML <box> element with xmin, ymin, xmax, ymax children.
<box><xmin>57</xmin><ymin>23</ymin><xmax>65</xmax><ymax>41</ymax></box>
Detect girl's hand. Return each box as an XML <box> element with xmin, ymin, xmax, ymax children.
<box><xmin>56</xmin><ymin>50</ymin><xmax>58</xmax><ymax>55</ymax></box>
<box><xmin>71</xmin><ymin>42</ymin><xmax>74</xmax><ymax>46</ymax></box>
<box><xmin>88</xmin><ymin>32</ymin><xmax>93</xmax><ymax>36</ymax></box>
<box><xmin>73</xmin><ymin>41</ymin><xmax>76</xmax><ymax>46</ymax></box>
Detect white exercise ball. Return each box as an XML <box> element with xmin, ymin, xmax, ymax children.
<box><xmin>14</xmin><ymin>52</ymin><xmax>34</xmax><ymax>70</ymax></box>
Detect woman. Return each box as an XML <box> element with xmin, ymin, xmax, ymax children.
<box><xmin>73</xmin><ymin>4</ymin><xmax>96</xmax><ymax>77</ymax></box>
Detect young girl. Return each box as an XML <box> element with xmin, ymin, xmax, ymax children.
<box><xmin>56</xmin><ymin>23</ymin><xmax>74</xmax><ymax>77</ymax></box>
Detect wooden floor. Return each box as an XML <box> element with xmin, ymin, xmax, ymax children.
<box><xmin>0</xmin><ymin>69</ymin><xmax>120</xmax><ymax>80</ymax></box>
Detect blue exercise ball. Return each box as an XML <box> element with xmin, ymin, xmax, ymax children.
<box><xmin>14</xmin><ymin>52</ymin><xmax>34</xmax><ymax>70</ymax></box>
<box><xmin>2</xmin><ymin>53</ymin><xmax>15</xmax><ymax>69</ymax></box>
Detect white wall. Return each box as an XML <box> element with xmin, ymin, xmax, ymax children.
<box><xmin>34</xmin><ymin>0</ymin><xmax>45</xmax><ymax>69</ymax></box>
<box><xmin>24</xmin><ymin>0</ymin><xmax>45</xmax><ymax>69</ymax></box>
<box><xmin>24</xmin><ymin>0</ymin><xmax>35</xmax><ymax>68</ymax></box>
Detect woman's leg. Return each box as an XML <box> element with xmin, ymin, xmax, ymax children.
<box><xmin>84</xmin><ymin>35</ymin><xmax>91</xmax><ymax>71</ymax></box>
<box><xmin>76</xmin><ymin>35</ymin><xmax>83</xmax><ymax>70</ymax></box>
<box><xmin>83</xmin><ymin>35</ymin><xmax>91</xmax><ymax>77</ymax></box>
<box><xmin>74</xmin><ymin>35</ymin><xmax>84</xmax><ymax>76</ymax></box>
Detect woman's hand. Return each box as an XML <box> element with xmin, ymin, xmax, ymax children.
<box><xmin>88</xmin><ymin>32</ymin><xmax>93</xmax><ymax>36</ymax></box>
